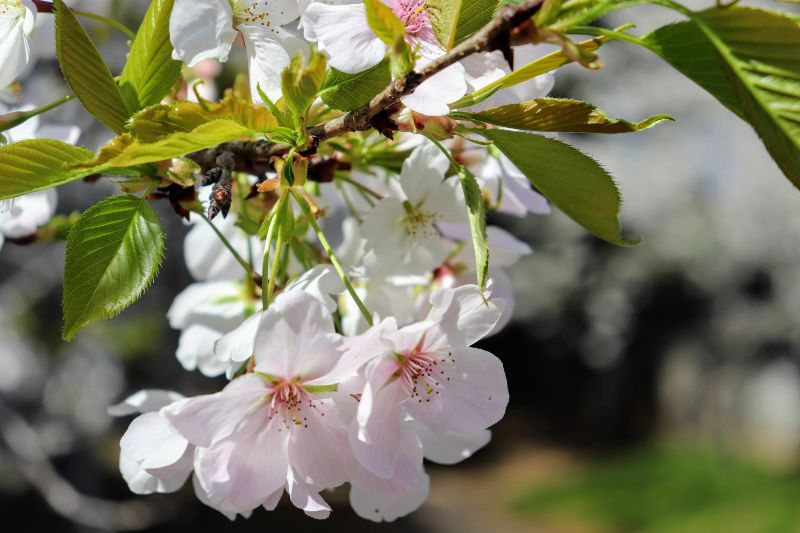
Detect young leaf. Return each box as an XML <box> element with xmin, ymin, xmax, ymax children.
<box><xmin>281</xmin><ymin>50</ymin><xmax>328</xmax><ymax>121</ymax></box>
<box><xmin>81</xmin><ymin>119</ymin><xmax>256</xmax><ymax>170</ymax></box>
<box><xmin>450</xmin><ymin>36</ymin><xmax>604</xmax><ymax>109</ymax></box>
<box><xmin>364</xmin><ymin>0</ymin><xmax>407</xmax><ymax>46</ymax></box>
<box><xmin>119</xmin><ymin>0</ymin><xmax>182</xmax><ymax>112</ymax></box>
<box><xmin>644</xmin><ymin>7</ymin><xmax>800</xmax><ymax>187</ymax></box>
<box><xmin>480</xmin><ymin>129</ymin><xmax>637</xmax><ymax>246</ymax></box>
<box><xmin>62</xmin><ymin>194</ymin><xmax>164</xmax><ymax>341</ymax></box>
<box><xmin>0</xmin><ymin>140</ymin><xmax>96</xmax><ymax>201</ymax></box>
<box><xmin>458</xmin><ymin>98</ymin><xmax>673</xmax><ymax>133</ymax></box>
<box><xmin>426</xmin><ymin>0</ymin><xmax>500</xmax><ymax>50</ymax></box>
<box><xmin>457</xmin><ymin>166</ymin><xmax>490</xmax><ymax>292</ymax></box>
<box><xmin>53</xmin><ymin>0</ymin><xmax>131</xmax><ymax>132</ymax></box>
<box><xmin>320</xmin><ymin>60</ymin><xmax>392</xmax><ymax>112</ymax></box>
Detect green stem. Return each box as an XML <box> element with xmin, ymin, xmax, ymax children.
<box><xmin>0</xmin><ymin>95</ymin><xmax>75</xmax><ymax>134</ymax></box>
<box><xmin>290</xmin><ymin>189</ymin><xmax>373</xmax><ymax>327</ymax></box>
<box><xmin>73</xmin><ymin>10</ymin><xmax>136</xmax><ymax>40</ymax></box>
<box><xmin>198</xmin><ymin>210</ymin><xmax>255</xmax><ymax>278</ymax></box>
<box><xmin>570</xmin><ymin>26</ymin><xmax>649</xmax><ymax>48</ymax></box>
<box><xmin>261</xmin><ymin>192</ymin><xmax>288</xmax><ymax>309</ymax></box>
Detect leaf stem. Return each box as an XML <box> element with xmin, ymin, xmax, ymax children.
<box><xmin>0</xmin><ymin>95</ymin><xmax>76</xmax><ymax>134</ymax></box>
<box><xmin>197</xmin><ymin>210</ymin><xmax>255</xmax><ymax>278</ymax></box>
<box><xmin>290</xmin><ymin>188</ymin><xmax>373</xmax><ymax>326</ymax></box>
<box><xmin>261</xmin><ymin>192</ymin><xmax>288</xmax><ymax>308</ymax></box>
<box><xmin>73</xmin><ymin>10</ymin><xmax>136</xmax><ymax>40</ymax></box>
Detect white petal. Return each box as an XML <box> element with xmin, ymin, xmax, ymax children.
<box><xmin>163</xmin><ymin>375</ymin><xmax>266</xmax><ymax>447</ymax></box>
<box><xmin>284</xmin><ymin>264</ymin><xmax>344</xmax><ymax>314</ymax></box>
<box><xmin>350</xmin><ymin>359</ymin><xmax>406</xmax><ymax>478</ymax></box>
<box><xmin>428</xmin><ymin>284</ymin><xmax>503</xmax><ymax>347</ymax></box>
<box><xmin>0</xmin><ymin>189</ymin><xmax>57</xmax><ymax>238</ymax></box>
<box><xmin>175</xmin><ymin>323</ymin><xmax>229</xmax><ymax>377</ymax></box>
<box><xmin>399</xmin><ymin>142</ymin><xmax>450</xmax><ymax>206</ymax></box>
<box><xmin>409</xmin><ymin>347</ymin><xmax>508</xmax><ymax>434</ymax></box>
<box><xmin>411</xmin><ymin>422</ymin><xmax>491</xmax><ymax>465</ymax></box>
<box><xmin>183</xmin><ymin>213</ymin><xmax>260</xmax><ymax>281</ymax></box>
<box><xmin>240</xmin><ymin>25</ymin><xmax>291</xmax><ymax>103</ymax></box>
<box><xmin>315</xmin><ymin>317</ymin><xmax>395</xmax><ymax>386</ymax></box>
<box><xmin>215</xmin><ymin>312</ymin><xmax>262</xmax><ymax>379</ymax></box>
<box><xmin>120</xmin><ymin>412</ymin><xmax>191</xmax><ymax>479</ymax></box>
<box><xmin>253</xmin><ymin>291</ymin><xmax>343</xmax><ymax>382</ymax></box>
<box><xmin>302</xmin><ymin>3</ymin><xmax>385</xmax><ymax>73</ymax></box>
<box><xmin>169</xmin><ymin>0</ymin><xmax>237</xmax><ymax>66</ymax></box>
<box><xmin>288</xmin><ymin>398</ymin><xmax>352</xmax><ymax>488</ymax></box>
<box><xmin>196</xmin><ymin>415</ymin><xmax>289</xmax><ymax>514</ymax></box>
<box><xmin>0</xmin><ymin>13</ymin><xmax>31</xmax><ymax>89</ymax></box>
<box><xmin>108</xmin><ymin>389</ymin><xmax>184</xmax><ymax>417</ymax></box>
<box><xmin>401</xmin><ymin>63</ymin><xmax>466</xmax><ymax>116</ymax></box>
<box><xmin>166</xmin><ymin>281</ymin><xmax>244</xmax><ymax>330</ymax></box>
<box><xmin>193</xmin><ymin>471</ymin><xmax>251</xmax><ymax>520</ymax></box>
<box><xmin>287</xmin><ymin>468</ymin><xmax>332</xmax><ymax>519</ymax></box>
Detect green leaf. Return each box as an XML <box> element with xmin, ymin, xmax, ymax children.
<box><xmin>458</xmin><ymin>98</ymin><xmax>673</xmax><ymax>133</ymax></box>
<box><xmin>457</xmin><ymin>166</ymin><xmax>489</xmax><ymax>291</ymax></box>
<box><xmin>427</xmin><ymin>0</ymin><xmax>500</xmax><ymax>50</ymax></box>
<box><xmin>119</xmin><ymin>0</ymin><xmax>182</xmax><ymax>112</ymax></box>
<box><xmin>54</xmin><ymin>0</ymin><xmax>130</xmax><ymax>132</ymax></box>
<box><xmin>82</xmin><ymin>119</ymin><xmax>256</xmax><ymax>170</ymax></box>
<box><xmin>364</xmin><ymin>0</ymin><xmax>407</xmax><ymax>46</ymax></box>
<box><xmin>281</xmin><ymin>50</ymin><xmax>328</xmax><ymax>120</ymax></box>
<box><xmin>62</xmin><ymin>194</ymin><xmax>164</xmax><ymax>341</ymax></box>
<box><xmin>0</xmin><ymin>140</ymin><xmax>97</xmax><ymax>201</ymax></box>
<box><xmin>644</xmin><ymin>6</ymin><xmax>800</xmax><ymax>187</ymax></box>
<box><xmin>450</xmin><ymin>36</ymin><xmax>605</xmax><ymax>109</ymax></box>
<box><xmin>320</xmin><ymin>60</ymin><xmax>391</xmax><ymax>111</ymax></box>
<box><xmin>480</xmin><ymin>129</ymin><xmax>637</xmax><ymax>246</ymax></box>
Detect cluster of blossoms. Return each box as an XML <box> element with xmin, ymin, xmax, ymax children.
<box><xmin>1</xmin><ymin>0</ymin><xmax>551</xmax><ymax>523</ymax></box>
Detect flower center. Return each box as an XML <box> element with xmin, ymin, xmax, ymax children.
<box><xmin>0</xmin><ymin>1</ymin><xmax>25</xmax><ymax>18</ymax></box>
<box><xmin>392</xmin><ymin>0</ymin><xmax>430</xmax><ymax>37</ymax></box>
<box><xmin>402</xmin><ymin>200</ymin><xmax>439</xmax><ymax>238</ymax></box>
<box><xmin>396</xmin><ymin>337</ymin><xmax>453</xmax><ymax>403</ymax></box>
<box><xmin>230</xmin><ymin>0</ymin><xmax>272</xmax><ymax>27</ymax></box>
<box><xmin>266</xmin><ymin>379</ymin><xmax>317</xmax><ymax>429</ymax></box>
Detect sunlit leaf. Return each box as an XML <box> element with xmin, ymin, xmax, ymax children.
<box><xmin>320</xmin><ymin>61</ymin><xmax>391</xmax><ymax>112</ymax></box>
<box><xmin>0</xmin><ymin>140</ymin><xmax>96</xmax><ymax>200</ymax></box>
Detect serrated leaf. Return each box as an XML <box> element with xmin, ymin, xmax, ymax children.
<box><xmin>119</xmin><ymin>0</ymin><xmax>181</xmax><ymax>112</ymax></box>
<box><xmin>54</xmin><ymin>0</ymin><xmax>130</xmax><ymax>132</ymax></box>
<box><xmin>62</xmin><ymin>194</ymin><xmax>164</xmax><ymax>341</ymax></box>
<box><xmin>320</xmin><ymin>60</ymin><xmax>391</xmax><ymax>111</ymax></box>
<box><xmin>450</xmin><ymin>36</ymin><xmax>604</xmax><ymax>109</ymax></box>
<box><xmin>427</xmin><ymin>0</ymin><xmax>500</xmax><ymax>50</ymax></box>
<box><xmin>0</xmin><ymin>140</ymin><xmax>97</xmax><ymax>200</ymax></box>
<box><xmin>459</xmin><ymin>98</ymin><xmax>673</xmax><ymax>133</ymax></box>
<box><xmin>644</xmin><ymin>7</ymin><xmax>800</xmax><ymax>187</ymax></box>
<box><xmin>480</xmin><ymin>129</ymin><xmax>637</xmax><ymax>246</ymax></box>
<box><xmin>81</xmin><ymin>119</ymin><xmax>255</xmax><ymax>170</ymax></box>
<box><xmin>457</xmin><ymin>165</ymin><xmax>489</xmax><ymax>291</ymax></box>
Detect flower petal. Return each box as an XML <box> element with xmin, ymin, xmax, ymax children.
<box><xmin>428</xmin><ymin>284</ymin><xmax>503</xmax><ymax>347</ymax></box>
<box><xmin>410</xmin><ymin>421</ymin><xmax>491</xmax><ymax>465</ymax></box>
<box><xmin>108</xmin><ymin>389</ymin><xmax>184</xmax><ymax>417</ymax></box>
<box><xmin>302</xmin><ymin>3</ymin><xmax>385</xmax><ymax>73</ymax></box>
<box><xmin>288</xmin><ymin>398</ymin><xmax>352</xmax><ymax>488</ymax></box>
<box><xmin>169</xmin><ymin>0</ymin><xmax>237</xmax><ymax>66</ymax></box>
<box><xmin>401</xmin><ymin>63</ymin><xmax>466</xmax><ymax>116</ymax></box>
<box><xmin>287</xmin><ymin>468</ymin><xmax>332</xmax><ymax>519</ymax></box>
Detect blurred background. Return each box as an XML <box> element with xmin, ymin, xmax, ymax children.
<box><xmin>2</xmin><ymin>0</ymin><xmax>800</xmax><ymax>531</ymax></box>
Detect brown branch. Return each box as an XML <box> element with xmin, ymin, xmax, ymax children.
<box><xmin>305</xmin><ymin>0</ymin><xmax>543</xmax><ymax>146</ymax></box>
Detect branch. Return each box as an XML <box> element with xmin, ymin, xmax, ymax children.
<box><xmin>305</xmin><ymin>0</ymin><xmax>543</xmax><ymax>145</ymax></box>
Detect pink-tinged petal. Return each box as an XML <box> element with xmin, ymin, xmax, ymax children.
<box><xmin>120</xmin><ymin>412</ymin><xmax>188</xmax><ymax>470</ymax></box>
<box><xmin>170</xmin><ymin>0</ymin><xmax>237</xmax><ymax>66</ymax></box>
<box><xmin>284</xmin><ymin>264</ymin><xmax>344</xmax><ymax>313</ymax></box>
<box><xmin>262</xmin><ymin>485</ymin><xmax>284</xmax><ymax>511</ymax></box>
<box><xmin>428</xmin><ymin>285</ymin><xmax>503</xmax><ymax>347</ymax></box>
<box><xmin>163</xmin><ymin>375</ymin><xmax>266</xmax><ymax>447</ymax></box>
<box><xmin>197</xmin><ymin>415</ymin><xmax>289</xmax><ymax>514</ymax></box>
<box><xmin>410</xmin><ymin>347</ymin><xmax>508</xmax><ymax>434</ymax></box>
<box><xmin>350</xmin><ymin>359</ymin><xmax>406</xmax><ymax>478</ymax></box>
<box><xmin>302</xmin><ymin>3</ymin><xmax>385</xmax><ymax>73</ymax></box>
<box><xmin>192</xmin><ymin>471</ymin><xmax>253</xmax><ymax>520</ymax></box>
<box><xmin>108</xmin><ymin>389</ymin><xmax>183</xmax><ymax>416</ymax></box>
<box><xmin>287</xmin><ymin>468</ymin><xmax>332</xmax><ymax>519</ymax></box>
<box><xmin>215</xmin><ymin>312</ymin><xmax>262</xmax><ymax>379</ymax></box>
<box><xmin>401</xmin><ymin>63</ymin><xmax>466</xmax><ymax>116</ymax></box>
<box><xmin>253</xmin><ymin>291</ymin><xmax>343</xmax><ymax>381</ymax></box>
<box><xmin>309</xmin><ymin>317</ymin><xmax>396</xmax><ymax>386</ymax></box>
<box><xmin>349</xmin><ymin>427</ymin><xmax>428</xmax><ymax>522</ymax></box>
<box><xmin>120</xmin><ymin>446</ymin><xmax>193</xmax><ymax>495</ymax></box>
<box><xmin>288</xmin><ymin>398</ymin><xmax>352</xmax><ymax>488</ymax></box>
<box><xmin>410</xmin><ymin>421</ymin><xmax>491</xmax><ymax>465</ymax></box>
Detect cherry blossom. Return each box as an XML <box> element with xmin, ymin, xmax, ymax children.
<box><xmin>350</xmin><ymin>284</ymin><xmax>509</xmax><ymax>478</ymax></box>
<box><xmin>163</xmin><ymin>291</ymin><xmax>366</xmax><ymax>518</ymax></box>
